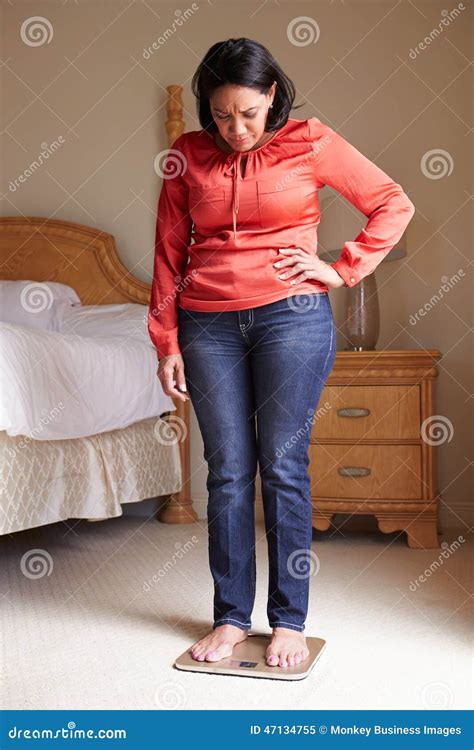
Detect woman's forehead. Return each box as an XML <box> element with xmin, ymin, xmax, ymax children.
<box><xmin>210</xmin><ymin>85</ymin><xmax>271</xmax><ymax>110</ymax></box>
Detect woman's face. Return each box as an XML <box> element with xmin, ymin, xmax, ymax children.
<box><xmin>209</xmin><ymin>83</ymin><xmax>276</xmax><ymax>152</ymax></box>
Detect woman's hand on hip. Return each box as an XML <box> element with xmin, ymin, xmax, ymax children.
<box><xmin>274</xmin><ymin>248</ymin><xmax>345</xmax><ymax>289</ymax></box>
<box><xmin>157</xmin><ymin>353</ymin><xmax>190</xmax><ymax>402</ymax></box>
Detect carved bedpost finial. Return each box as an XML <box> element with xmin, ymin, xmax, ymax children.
<box><xmin>165</xmin><ymin>85</ymin><xmax>184</xmax><ymax>147</ymax></box>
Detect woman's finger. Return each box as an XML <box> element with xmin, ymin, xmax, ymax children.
<box><xmin>288</xmin><ymin>272</ymin><xmax>309</xmax><ymax>285</ymax></box>
<box><xmin>278</xmin><ymin>247</ymin><xmax>305</xmax><ymax>258</ymax></box>
<box><xmin>160</xmin><ymin>366</ymin><xmax>189</xmax><ymax>401</ymax></box>
<box><xmin>277</xmin><ymin>260</ymin><xmax>310</xmax><ymax>278</ymax></box>
<box><xmin>175</xmin><ymin>362</ymin><xmax>188</xmax><ymax>396</ymax></box>
<box><xmin>278</xmin><ymin>247</ymin><xmax>306</xmax><ymax>255</ymax></box>
<box><xmin>275</xmin><ymin>248</ymin><xmax>311</xmax><ymax>268</ymax></box>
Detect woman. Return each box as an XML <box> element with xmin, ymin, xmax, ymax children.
<box><xmin>148</xmin><ymin>38</ymin><xmax>415</xmax><ymax>668</ymax></box>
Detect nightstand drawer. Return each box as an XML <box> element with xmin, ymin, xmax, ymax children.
<box><xmin>312</xmin><ymin>385</ymin><xmax>420</xmax><ymax>440</ymax></box>
<box><xmin>309</xmin><ymin>444</ymin><xmax>422</xmax><ymax>499</ymax></box>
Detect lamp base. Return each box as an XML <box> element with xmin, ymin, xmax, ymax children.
<box><xmin>345</xmin><ymin>274</ymin><xmax>380</xmax><ymax>350</ymax></box>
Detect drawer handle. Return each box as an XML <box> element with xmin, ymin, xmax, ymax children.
<box><xmin>338</xmin><ymin>466</ymin><xmax>371</xmax><ymax>477</ymax></box>
<box><xmin>337</xmin><ymin>407</ymin><xmax>370</xmax><ymax>418</ymax></box>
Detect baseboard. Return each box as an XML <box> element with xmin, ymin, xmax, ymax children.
<box><xmin>439</xmin><ymin>500</ymin><xmax>473</xmax><ymax>531</ymax></box>
<box><xmin>191</xmin><ymin>495</ymin><xmax>472</xmax><ymax>536</ymax></box>
<box><xmin>192</xmin><ymin>496</ymin><xmax>209</xmax><ymax>520</ymax></box>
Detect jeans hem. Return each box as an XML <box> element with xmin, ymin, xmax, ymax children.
<box><xmin>213</xmin><ymin>618</ymin><xmax>251</xmax><ymax>631</ymax></box>
<box><xmin>269</xmin><ymin>621</ymin><xmax>305</xmax><ymax>633</ymax></box>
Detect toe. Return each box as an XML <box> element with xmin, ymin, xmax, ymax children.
<box><xmin>266</xmin><ymin>653</ymin><xmax>279</xmax><ymax>667</ymax></box>
<box><xmin>205</xmin><ymin>647</ymin><xmax>228</xmax><ymax>662</ymax></box>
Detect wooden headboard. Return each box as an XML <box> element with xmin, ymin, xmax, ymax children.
<box><xmin>0</xmin><ymin>216</ymin><xmax>150</xmax><ymax>305</ymax></box>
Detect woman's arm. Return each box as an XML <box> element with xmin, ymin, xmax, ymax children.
<box><xmin>308</xmin><ymin>118</ymin><xmax>415</xmax><ymax>287</ymax></box>
<box><xmin>148</xmin><ymin>134</ymin><xmax>192</xmax><ymax>359</ymax></box>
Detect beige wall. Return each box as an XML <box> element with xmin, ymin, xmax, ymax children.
<box><xmin>1</xmin><ymin>0</ymin><xmax>472</xmax><ymax>532</ymax></box>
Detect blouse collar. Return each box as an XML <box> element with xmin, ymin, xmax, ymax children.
<box><xmin>202</xmin><ymin>124</ymin><xmax>289</xmax><ymax>238</ymax></box>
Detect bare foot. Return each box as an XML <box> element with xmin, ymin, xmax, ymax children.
<box><xmin>189</xmin><ymin>624</ymin><xmax>249</xmax><ymax>662</ymax></box>
<box><xmin>266</xmin><ymin>627</ymin><xmax>310</xmax><ymax>667</ymax></box>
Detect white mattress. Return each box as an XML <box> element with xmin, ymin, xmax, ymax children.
<box><xmin>0</xmin><ymin>304</ymin><xmax>175</xmax><ymax>440</ymax></box>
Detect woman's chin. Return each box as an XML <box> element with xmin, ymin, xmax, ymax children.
<box><xmin>229</xmin><ymin>137</ymin><xmax>252</xmax><ymax>149</ymax></box>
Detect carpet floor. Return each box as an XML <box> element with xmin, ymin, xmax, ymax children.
<box><xmin>1</xmin><ymin>514</ymin><xmax>471</xmax><ymax>710</ymax></box>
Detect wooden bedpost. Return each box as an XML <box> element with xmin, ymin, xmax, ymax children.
<box><xmin>157</xmin><ymin>85</ymin><xmax>197</xmax><ymax>525</ymax></box>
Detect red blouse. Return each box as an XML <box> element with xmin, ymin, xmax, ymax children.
<box><xmin>148</xmin><ymin>117</ymin><xmax>415</xmax><ymax>358</ymax></box>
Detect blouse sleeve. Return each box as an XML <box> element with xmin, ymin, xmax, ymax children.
<box><xmin>148</xmin><ymin>134</ymin><xmax>192</xmax><ymax>359</ymax></box>
<box><xmin>308</xmin><ymin>118</ymin><xmax>415</xmax><ymax>287</ymax></box>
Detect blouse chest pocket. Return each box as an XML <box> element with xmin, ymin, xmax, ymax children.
<box><xmin>256</xmin><ymin>178</ymin><xmax>302</xmax><ymax>229</ymax></box>
<box><xmin>188</xmin><ymin>186</ymin><xmax>228</xmax><ymax>230</ymax></box>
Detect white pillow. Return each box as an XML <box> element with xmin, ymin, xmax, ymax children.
<box><xmin>60</xmin><ymin>303</ymin><xmax>151</xmax><ymax>345</ymax></box>
<box><xmin>0</xmin><ymin>280</ymin><xmax>81</xmax><ymax>332</ymax></box>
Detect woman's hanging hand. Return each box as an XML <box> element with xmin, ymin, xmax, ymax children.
<box><xmin>157</xmin><ymin>354</ymin><xmax>190</xmax><ymax>402</ymax></box>
<box><xmin>273</xmin><ymin>248</ymin><xmax>345</xmax><ymax>289</ymax></box>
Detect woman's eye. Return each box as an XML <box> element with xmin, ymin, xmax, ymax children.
<box><xmin>216</xmin><ymin>113</ymin><xmax>257</xmax><ymax>120</ymax></box>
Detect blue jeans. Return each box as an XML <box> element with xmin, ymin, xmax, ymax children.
<box><xmin>177</xmin><ymin>293</ymin><xmax>336</xmax><ymax>633</ymax></box>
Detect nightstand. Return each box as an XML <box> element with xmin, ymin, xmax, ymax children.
<box><xmin>310</xmin><ymin>350</ymin><xmax>442</xmax><ymax>549</ymax></box>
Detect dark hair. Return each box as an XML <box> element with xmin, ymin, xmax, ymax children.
<box><xmin>191</xmin><ymin>38</ymin><xmax>304</xmax><ymax>134</ymax></box>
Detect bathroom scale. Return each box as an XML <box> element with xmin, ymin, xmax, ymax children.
<box><xmin>174</xmin><ymin>632</ymin><xmax>326</xmax><ymax>680</ymax></box>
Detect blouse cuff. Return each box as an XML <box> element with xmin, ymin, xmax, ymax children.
<box><xmin>330</xmin><ymin>259</ymin><xmax>359</xmax><ymax>288</ymax></box>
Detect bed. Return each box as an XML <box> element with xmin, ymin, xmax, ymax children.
<box><xmin>0</xmin><ymin>89</ymin><xmax>195</xmax><ymax>534</ymax></box>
